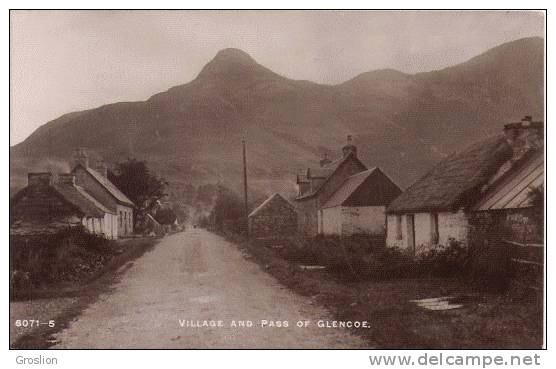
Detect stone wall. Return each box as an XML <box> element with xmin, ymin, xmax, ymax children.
<box><xmin>469</xmin><ymin>208</ymin><xmax>542</xmax><ymax>245</ymax></box>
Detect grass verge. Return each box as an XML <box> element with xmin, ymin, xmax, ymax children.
<box><xmin>232</xmin><ymin>234</ymin><xmax>543</xmax><ymax>349</ymax></box>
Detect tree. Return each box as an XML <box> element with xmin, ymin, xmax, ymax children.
<box><xmin>108</xmin><ymin>159</ymin><xmax>168</xmax><ymax>211</ymax></box>
<box><xmin>210</xmin><ymin>184</ymin><xmax>244</xmax><ymax>233</ymax></box>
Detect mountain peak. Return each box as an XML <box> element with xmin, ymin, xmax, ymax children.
<box><xmin>212</xmin><ymin>48</ymin><xmax>257</xmax><ymax>64</ymax></box>
<box><xmin>197</xmin><ymin>48</ymin><xmax>279</xmax><ymax>82</ymax></box>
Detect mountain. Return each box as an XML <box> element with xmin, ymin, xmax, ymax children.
<box><xmin>10</xmin><ymin>37</ymin><xmax>544</xmax><ymax>199</ymax></box>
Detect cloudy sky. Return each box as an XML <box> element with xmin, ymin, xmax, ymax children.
<box><xmin>10</xmin><ymin>10</ymin><xmax>544</xmax><ymax>144</ymax></box>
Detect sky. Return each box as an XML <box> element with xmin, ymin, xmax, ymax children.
<box><xmin>10</xmin><ymin>10</ymin><xmax>544</xmax><ymax>145</ymax></box>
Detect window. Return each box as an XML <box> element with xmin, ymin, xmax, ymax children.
<box><xmin>395</xmin><ymin>215</ymin><xmax>402</xmax><ymax>240</ymax></box>
<box><xmin>431</xmin><ymin>213</ymin><xmax>439</xmax><ymax>244</ymax></box>
<box><xmin>119</xmin><ymin>211</ymin><xmax>123</xmax><ymax>226</ymax></box>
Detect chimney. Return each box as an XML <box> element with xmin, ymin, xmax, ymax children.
<box><xmin>503</xmin><ymin>116</ymin><xmax>544</xmax><ymax>161</ymax></box>
<box><xmin>73</xmin><ymin>148</ymin><xmax>89</xmax><ymax>169</ymax></box>
<box><xmin>342</xmin><ymin>134</ymin><xmax>357</xmax><ymax>158</ymax></box>
<box><xmin>28</xmin><ymin>172</ymin><xmax>52</xmax><ymax>187</ymax></box>
<box><xmin>94</xmin><ymin>160</ymin><xmax>108</xmax><ymax>177</ymax></box>
<box><xmin>320</xmin><ymin>152</ymin><xmax>332</xmax><ymax>167</ymax></box>
<box><xmin>58</xmin><ymin>173</ymin><xmax>76</xmax><ymax>186</ymax></box>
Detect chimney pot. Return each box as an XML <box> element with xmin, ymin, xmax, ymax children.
<box><xmin>95</xmin><ymin>160</ymin><xmax>108</xmax><ymax>177</ymax></box>
<box><xmin>28</xmin><ymin>172</ymin><xmax>52</xmax><ymax>187</ymax></box>
<box><xmin>342</xmin><ymin>135</ymin><xmax>357</xmax><ymax>158</ymax></box>
<box><xmin>58</xmin><ymin>173</ymin><xmax>76</xmax><ymax>185</ymax></box>
<box><xmin>73</xmin><ymin>147</ymin><xmax>89</xmax><ymax>169</ymax></box>
<box><xmin>319</xmin><ymin>152</ymin><xmax>332</xmax><ymax>167</ymax></box>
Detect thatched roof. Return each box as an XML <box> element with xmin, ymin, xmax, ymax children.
<box><xmin>387</xmin><ymin>134</ymin><xmax>513</xmax><ymax>213</ymax></box>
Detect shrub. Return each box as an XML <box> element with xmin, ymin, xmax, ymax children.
<box><xmin>256</xmin><ymin>234</ymin><xmax>470</xmax><ymax>281</ymax></box>
<box><xmin>415</xmin><ymin>240</ymin><xmax>468</xmax><ymax>277</ymax></box>
<box><xmin>10</xmin><ymin>227</ymin><xmax>115</xmax><ymax>290</ymax></box>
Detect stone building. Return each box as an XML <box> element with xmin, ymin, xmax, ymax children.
<box><xmin>295</xmin><ymin>135</ymin><xmax>367</xmax><ymax>237</ymax></box>
<box><xmin>320</xmin><ymin>168</ymin><xmax>401</xmax><ymax>236</ymax></box>
<box><xmin>248</xmin><ymin>193</ymin><xmax>297</xmax><ymax>239</ymax></box>
<box><xmin>71</xmin><ymin>148</ymin><xmax>136</xmax><ymax>237</ymax></box>
<box><xmin>10</xmin><ymin>172</ymin><xmax>117</xmax><ymax>238</ymax></box>
<box><xmin>386</xmin><ymin>116</ymin><xmax>544</xmax><ymax>255</ymax></box>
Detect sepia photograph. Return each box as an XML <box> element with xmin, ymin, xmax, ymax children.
<box><xmin>8</xmin><ymin>9</ymin><xmax>545</xmax><ymax>352</ymax></box>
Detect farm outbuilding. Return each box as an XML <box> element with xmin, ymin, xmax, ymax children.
<box><xmin>248</xmin><ymin>193</ymin><xmax>297</xmax><ymax>239</ymax></box>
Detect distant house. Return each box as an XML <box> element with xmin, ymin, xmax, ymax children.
<box><xmin>386</xmin><ymin>116</ymin><xmax>544</xmax><ymax>255</ymax></box>
<box><xmin>136</xmin><ymin>213</ymin><xmax>164</xmax><ymax>236</ymax></box>
<box><xmin>248</xmin><ymin>193</ymin><xmax>297</xmax><ymax>239</ymax></box>
<box><xmin>10</xmin><ymin>172</ymin><xmax>117</xmax><ymax>238</ymax></box>
<box><xmin>295</xmin><ymin>136</ymin><xmax>367</xmax><ymax>237</ymax></box>
<box><xmin>320</xmin><ymin>168</ymin><xmax>401</xmax><ymax>236</ymax></box>
<box><xmin>71</xmin><ymin>148</ymin><xmax>136</xmax><ymax>237</ymax></box>
<box><xmin>295</xmin><ymin>135</ymin><xmax>401</xmax><ymax>237</ymax></box>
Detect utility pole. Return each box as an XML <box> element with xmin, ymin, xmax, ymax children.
<box><xmin>242</xmin><ymin>138</ymin><xmax>249</xmax><ymax>239</ymax></box>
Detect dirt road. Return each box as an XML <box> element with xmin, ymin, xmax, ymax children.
<box><xmin>52</xmin><ymin>229</ymin><xmax>367</xmax><ymax>348</ymax></box>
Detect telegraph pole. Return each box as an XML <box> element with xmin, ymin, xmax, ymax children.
<box><xmin>242</xmin><ymin>138</ymin><xmax>249</xmax><ymax>239</ymax></box>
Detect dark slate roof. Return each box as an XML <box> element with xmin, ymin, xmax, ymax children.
<box><xmin>323</xmin><ymin>168</ymin><xmax>402</xmax><ymax>209</ymax></box>
<box><xmin>52</xmin><ymin>183</ymin><xmax>107</xmax><ymax>218</ymax></box>
<box><xmin>296</xmin><ymin>152</ymin><xmax>367</xmax><ymax>200</ymax></box>
<box><xmin>387</xmin><ymin>134</ymin><xmax>513</xmax><ymax>213</ymax></box>
<box><xmin>248</xmin><ymin>193</ymin><xmax>294</xmax><ymax>218</ymax></box>
<box><xmin>73</xmin><ymin>185</ymin><xmax>116</xmax><ymax>215</ymax></box>
<box><xmin>74</xmin><ymin>165</ymin><xmax>135</xmax><ymax>207</ymax></box>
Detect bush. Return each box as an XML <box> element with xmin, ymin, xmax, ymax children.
<box><xmin>415</xmin><ymin>240</ymin><xmax>468</xmax><ymax>277</ymax></box>
<box><xmin>10</xmin><ymin>227</ymin><xmax>115</xmax><ymax>291</ymax></box>
<box><xmin>270</xmin><ymin>233</ymin><xmax>414</xmax><ymax>280</ymax></box>
<box><xmin>255</xmin><ymin>234</ymin><xmax>469</xmax><ymax>281</ymax></box>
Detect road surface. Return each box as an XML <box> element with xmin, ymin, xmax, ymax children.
<box><xmin>53</xmin><ymin>229</ymin><xmax>367</xmax><ymax>348</ymax></box>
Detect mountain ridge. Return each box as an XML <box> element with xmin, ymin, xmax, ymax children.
<box><xmin>11</xmin><ymin>37</ymin><xmax>544</xmax><ymax>200</ymax></box>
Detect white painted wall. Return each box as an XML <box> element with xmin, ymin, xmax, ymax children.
<box><xmin>341</xmin><ymin>206</ymin><xmax>386</xmax><ymax>235</ymax></box>
<box><xmin>103</xmin><ymin>213</ymin><xmax>118</xmax><ymax>239</ymax></box>
<box><xmin>322</xmin><ymin>207</ymin><xmax>343</xmax><ymax>235</ymax></box>
<box><xmin>322</xmin><ymin>206</ymin><xmax>386</xmax><ymax>236</ymax></box>
<box><xmin>386</xmin><ymin>210</ymin><xmax>469</xmax><ymax>254</ymax></box>
<box><xmin>437</xmin><ymin>211</ymin><xmax>469</xmax><ymax>246</ymax></box>
<box><xmin>81</xmin><ymin>213</ymin><xmax>119</xmax><ymax>239</ymax></box>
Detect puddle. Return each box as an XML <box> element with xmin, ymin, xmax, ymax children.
<box><xmin>410</xmin><ymin>296</ymin><xmax>463</xmax><ymax>311</ymax></box>
<box><xmin>298</xmin><ymin>265</ymin><xmax>326</xmax><ymax>271</ymax></box>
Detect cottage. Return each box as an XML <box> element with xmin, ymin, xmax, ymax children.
<box><xmin>10</xmin><ymin>172</ymin><xmax>117</xmax><ymax>238</ymax></box>
<box><xmin>248</xmin><ymin>193</ymin><xmax>297</xmax><ymax>239</ymax></box>
<box><xmin>319</xmin><ymin>168</ymin><xmax>402</xmax><ymax>236</ymax></box>
<box><xmin>386</xmin><ymin>116</ymin><xmax>544</xmax><ymax>255</ymax></box>
<box><xmin>71</xmin><ymin>148</ymin><xmax>136</xmax><ymax>237</ymax></box>
<box><xmin>295</xmin><ymin>135</ymin><xmax>367</xmax><ymax>236</ymax></box>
